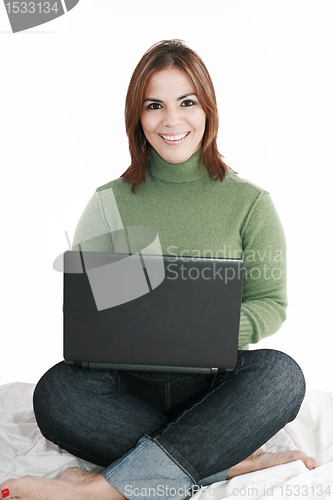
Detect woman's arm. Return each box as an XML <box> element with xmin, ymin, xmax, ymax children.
<box><xmin>238</xmin><ymin>192</ymin><xmax>288</xmax><ymax>348</ymax></box>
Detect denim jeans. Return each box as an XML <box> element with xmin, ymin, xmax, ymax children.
<box><xmin>33</xmin><ymin>349</ymin><xmax>305</xmax><ymax>499</ymax></box>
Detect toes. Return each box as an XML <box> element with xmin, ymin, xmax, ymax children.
<box><xmin>289</xmin><ymin>451</ymin><xmax>320</xmax><ymax>470</ymax></box>
<box><xmin>304</xmin><ymin>456</ymin><xmax>321</xmax><ymax>469</ymax></box>
<box><xmin>1</xmin><ymin>479</ymin><xmax>20</xmax><ymax>499</ymax></box>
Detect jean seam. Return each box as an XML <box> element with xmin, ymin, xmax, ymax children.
<box><xmin>209</xmin><ymin>355</ymin><xmax>244</xmax><ymax>389</ymax></box>
<box><xmin>105</xmin><ymin>439</ymin><xmax>151</xmax><ymax>478</ymax></box>
<box><xmin>165</xmin><ymin>373</ymin><xmax>170</xmax><ymax>411</ymax></box>
<box><xmin>124</xmin><ymin>372</ymin><xmax>166</xmax><ymax>381</ymax></box>
<box><xmin>144</xmin><ymin>434</ymin><xmax>197</xmax><ymax>485</ymax></box>
<box><xmin>112</xmin><ymin>370</ymin><xmax>121</xmax><ymax>391</ymax></box>
<box><xmin>210</xmin><ymin>374</ymin><xmax>217</xmax><ymax>388</ymax></box>
<box><xmin>159</xmin><ymin>374</ymin><xmax>237</xmax><ymax>438</ymax></box>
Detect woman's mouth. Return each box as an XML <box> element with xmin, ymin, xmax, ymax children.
<box><xmin>160</xmin><ymin>132</ymin><xmax>190</xmax><ymax>145</ymax></box>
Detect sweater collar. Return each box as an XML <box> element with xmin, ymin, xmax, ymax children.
<box><xmin>148</xmin><ymin>147</ymin><xmax>208</xmax><ymax>183</ymax></box>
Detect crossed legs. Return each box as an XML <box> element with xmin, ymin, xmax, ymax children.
<box><xmin>0</xmin><ymin>350</ymin><xmax>319</xmax><ymax>500</ymax></box>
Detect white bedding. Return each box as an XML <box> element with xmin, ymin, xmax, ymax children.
<box><xmin>1</xmin><ymin>383</ymin><xmax>333</xmax><ymax>499</ymax></box>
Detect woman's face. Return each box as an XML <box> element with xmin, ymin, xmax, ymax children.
<box><xmin>140</xmin><ymin>67</ymin><xmax>206</xmax><ymax>164</ymax></box>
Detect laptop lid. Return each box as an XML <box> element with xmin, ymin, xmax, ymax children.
<box><xmin>63</xmin><ymin>251</ymin><xmax>244</xmax><ymax>374</ymax></box>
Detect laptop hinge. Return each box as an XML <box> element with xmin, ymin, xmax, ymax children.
<box><xmin>65</xmin><ymin>361</ymin><xmax>223</xmax><ymax>375</ymax></box>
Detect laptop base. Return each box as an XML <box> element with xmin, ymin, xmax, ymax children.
<box><xmin>65</xmin><ymin>360</ymin><xmax>234</xmax><ymax>374</ymax></box>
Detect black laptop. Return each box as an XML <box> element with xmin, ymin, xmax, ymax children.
<box><xmin>63</xmin><ymin>251</ymin><xmax>244</xmax><ymax>374</ymax></box>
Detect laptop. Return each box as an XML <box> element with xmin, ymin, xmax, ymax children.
<box><xmin>63</xmin><ymin>251</ymin><xmax>244</xmax><ymax>374</ymax></box>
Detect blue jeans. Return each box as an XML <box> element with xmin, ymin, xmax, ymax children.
<box><xmin>33</xmin><ymin>349</ymin><xmax>305</xmax><ymax>499</ymax></box>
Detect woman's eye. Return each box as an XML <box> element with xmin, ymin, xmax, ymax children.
<box><xmin>147</xmin><ymin>102</ymin><xmax>162</xmax><ymax>110</ymax></box>
<box><xmin>181</xmin><ymin>99</ymin><xmax>195</xmax><ymax>107</ymax></box>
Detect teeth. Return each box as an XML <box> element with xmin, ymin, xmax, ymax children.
<box><xmin>161</xmin><ymin>133</ymin><xmax>189</xmax><ymax>141</ymax></box>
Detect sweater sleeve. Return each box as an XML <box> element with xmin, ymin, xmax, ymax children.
<box><xmin>238</xmin><ymin>191</ymin><xmax>288</xmax><ymax>348</ymax></box>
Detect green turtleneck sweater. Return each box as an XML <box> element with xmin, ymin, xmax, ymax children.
<box><xmin>73</xmin><ymin>148</ymin><xmax>287</xmax><ymax>349</ymax></box>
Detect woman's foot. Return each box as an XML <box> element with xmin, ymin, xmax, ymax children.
<box><xmin>227</xmin><ymin>448</ymin><xmax>320</xmax><ymax>479</ymax></box>
<box><xmin>0</xmin><ymin>451</ymin><xmax>320</xmax><ymax>499</ymax></box>
<box><xmin>0</xmin><ymin>467</ymin><xmax>126</xmax><ymax>500</ymax></box>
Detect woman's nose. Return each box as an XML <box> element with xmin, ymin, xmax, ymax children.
<box><xmin>162</xmin><ymin>107</ymin><xmax>182</xmax><ymax>127</ymax></box>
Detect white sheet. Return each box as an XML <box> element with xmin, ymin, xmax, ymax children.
<box><xmin>1</xmin><ymin>383</ymin><xmax>333</xmax><ymax>499</ymax></box>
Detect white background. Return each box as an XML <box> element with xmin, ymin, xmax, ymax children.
<box><xmin>1</xmin><ymin>0</ymin><xmax>332</xmax><ymax>391</ymax></box>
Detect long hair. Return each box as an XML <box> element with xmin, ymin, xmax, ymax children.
<box><xmin>121</xmin><ymin>39</ymin><xmax>230</xmax><ymax>192</ymax></box>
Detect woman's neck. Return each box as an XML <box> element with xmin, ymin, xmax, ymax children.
<box><xmin>148</xmin><ymin>147</ymin><xmax>208</xmax><ymax>183</ymax></box>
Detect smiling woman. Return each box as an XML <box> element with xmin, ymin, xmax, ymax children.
<box><xmin>0</xmin><ymin>39</ymin><xmax>319</xmax><ymax>500</ymax></box>
<box><xmin>123</xmin><ymin>39</ymin><xmax>229</xmax><ymax>191</ymax></box>
<box><xmin>140</xmin><ymin>67</ymin><xmax>206</xmax><ymax>164</ymax></box>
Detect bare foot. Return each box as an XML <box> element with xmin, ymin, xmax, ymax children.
<box><xmin>228</xmin><ymin>448</ymin><xmax>320</xmax><ymax>479</ymax></box>
<box><xmin>0</xmin><ymin>467</ymin><xmax>127</xmax><ymax>500</ymax></box>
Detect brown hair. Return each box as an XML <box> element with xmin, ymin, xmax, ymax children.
<box><xmin>121</xmin><ymin>39</ymin><xmax>230</xmax><ymax>192</ymax></box>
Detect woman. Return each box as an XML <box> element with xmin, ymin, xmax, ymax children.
<box><xmin>0</xmin><ymin>39</ymin><xmax>318</xmax><ymax>500</ymax></box>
